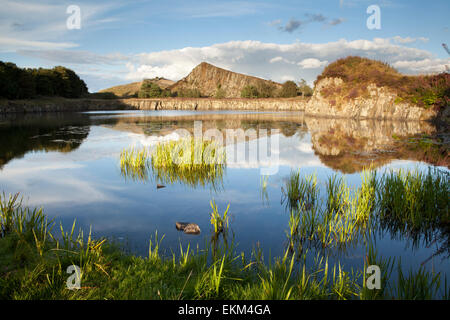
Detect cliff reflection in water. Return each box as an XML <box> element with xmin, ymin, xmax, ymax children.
<box><xmin>101</xmin><ymin>111</ymin><xmax>447</xmax><ymax>174</ymax></box>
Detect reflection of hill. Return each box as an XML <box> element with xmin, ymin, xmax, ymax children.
<box><xmin>100</xmin><ymin>112</ymin><xmax>307</xmax><ymax>141</ymax></box>
<box><xmin>0</xmin><ymin>113</ymin><xmax>91</xmax><ymax>169</ymax></box>
<box><xmin>103</xmin><ymin>112</ymin><xmax>446</xmax><ymax>173</ymax></box>
<box><xmin>3</xmin><ymin>111</ymin><xmax>443</xmax><ymax>174</ymax></box>
<box><xmin>304</xmin><ymin>117</ymin><xmax>446</xmax><ymax>173</ymax></box>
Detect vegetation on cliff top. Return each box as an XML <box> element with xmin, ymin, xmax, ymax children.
<box><xmin>316</xmin><ymin>56</ymin><xmax>450</xmax><ymax>110</ymax></box>
<box><xmin>240</xmin><ymin>80</ymin><xmax>312</xmax><ymax>99</ymax></box>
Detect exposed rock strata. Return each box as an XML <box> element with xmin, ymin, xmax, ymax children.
<box><xmin>169</xmin><ymin>62</ymin><xmax>282</xmax><ymax>98</ymax></box>
<box><xmin>306</xmin><ymin>77</ymin><xmax>440</xmax><ymax>121</ymax></box>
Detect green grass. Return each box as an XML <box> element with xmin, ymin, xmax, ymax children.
<box><xmin>1</xmin><ymin>167</ymin><xmax>449</xmax><ymax>300</ymax></box>
<box><xmin>119</xmin><ymin>137</ymin><xmax>226</xmax><ymax>188</ymax></box>
<box><xmin>282</xmin><ymin>167</ymin><xmax>448</xmax><ymax>256</ymax></box>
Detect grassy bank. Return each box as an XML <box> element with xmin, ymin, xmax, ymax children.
<box><xmin>0</xmin><ymin>168</ymin><xmax>449</xmax><ymax>300</ymax></box>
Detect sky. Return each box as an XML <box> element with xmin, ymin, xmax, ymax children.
<box><xmin>0</xmin><ymin>0</ymin><xmax>449</xmax><ymax>92</ymax></box>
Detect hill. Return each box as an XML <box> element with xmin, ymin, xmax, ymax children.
<box><xmin>99</xmin><ymin>78</ymin><xmax>175</xmax><ymax>98</ymax></box>
<box><xmin>168</xmin><ymin>62</ymin><xmax>283</xmax><ymax>98</ymax></box>
<box><xmin>315</xmin><ymin>56</ymin><xmax>449</xmax><ymax>110</ymax></box>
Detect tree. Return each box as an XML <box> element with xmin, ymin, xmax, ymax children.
<box><xmin>256</xmin><ymin>82</ymin><xmax>277</xmax><ymax>98</ymax></box>
<box><xmin>279</xmin><ymin>80</ymin><xmax>298</xmax><ymax>98</ymax></box>
<box><xmin>241</xmin><ymin>85</ymin><xmax>259</xmax><ymax>98</ymax></box>
<box><xmin>297</xmin><ymin>79</ymin><xmax>313</xmax><ymax>97</ymax></box>
<box><xmin>139</xmin><ymin>80</ymin><xmax>163</xmax><ymax>98</ymax></box>
<box><xmin>0</xmin><ymin>61</ymin><xmax>88</xmax><ymax>99</ymax></box>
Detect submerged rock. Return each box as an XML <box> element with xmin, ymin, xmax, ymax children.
<box><xmin>176</xmin><ymin>222</ymin><xmax>201</xmax><ymax>235</ymax></box>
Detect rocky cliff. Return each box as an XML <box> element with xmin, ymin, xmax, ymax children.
<box><xmin>0</xmin><ymin>97</ymin><xmax>308</xmax><ymax>113</ymax></box>
<box><xmin>306</xmin><ymin>77</ymin><xmax>440</xmax><ymax>121</ymax></box>
<box><xmin>169</xmin><ymin>62</ymin><xmax>282</xmax><ymax>98</ymax></box>
<box><xmin>122</xmin><ymin>97</ymin><xmax>307</xmax><ymax>111</ymax></box>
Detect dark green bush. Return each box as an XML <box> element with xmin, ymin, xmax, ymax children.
<box><xmin>178</xmin><ymin>88</ymin><xmax>202</xmax><ymax>98</ymax></box>
<box><xmin>279</xmin><ymin>80</ymin><xmax>298</xmax><ymax>98</ymax></box>
<box><xmin>241</xmin><ymin>85</ymin><xmax>259</xmax><ymax>98</ymax></box>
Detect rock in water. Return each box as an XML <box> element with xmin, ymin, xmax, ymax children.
<box><xmin>175</xmin><ymin>222</ymin><xmax>189</xmax><ymax>231</ymax></box>
<box><xmin>175</xmin><ymin>222</ymin><xmax>201</xmax><ymax>235</ymax></box>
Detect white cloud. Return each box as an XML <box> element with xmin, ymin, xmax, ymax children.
<box><xmin>269</xmin><ymin>56</ymin><xmax>285</xmax><ymax>63</ymax></box>
<box><xmin>0</xmin><ymin>37</ymin><xmax>78</xmax><ymax>51</ymax></box>
<box><xmin>17</xmin><ymin>49</ymin><xmax>128</xmax><ymax>65</ymax></box>
<box><xmin>391</xmin><ymin>36</ymin><xmax>429</xmax><ymax>44</ymax></box>
<box><xmin>298</xmin><ymin>58</ymin><xmax>328</xmax><ymax>69</ymax></box>
<box><xmin>391</xmin><ymin>58</ymin><xmax>450</xmax><ymax>74</ymax></box>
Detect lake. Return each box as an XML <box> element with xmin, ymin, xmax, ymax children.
<box><xmin>0</xmin><ymin>110</ymin><xmax>448</xmax><ymax>282</ymax></box>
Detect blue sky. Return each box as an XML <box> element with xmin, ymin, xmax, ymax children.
<box><xmin>0</xmin><ymin>0</ymin><xmax>449</xmax><ymax>91</ymax></box>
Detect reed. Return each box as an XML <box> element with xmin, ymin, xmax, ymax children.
<box><xmin>394</xmin><ymin>260</ymin><xmax>442</xmax><ymax>300</ymax></box>
<box><xmin>120</xmin><ymin>148</ymin><xmax>149</xmax><ymax>182</ymax></box>
<box><xmin>377</xmin><ymin>167</ymin><xmax>449</xmax><ymax>253</ymax></box>
<box><xmin>282</xmin><ymin>170</ymin><xmax>317</xmax><ymax>211</ymax></box>
<box><xmin>284</xmin><ymin>170</ymin><xmax>377</xmax><ymax>252</ymax></box>
<box><xmin>119</xmin><ymin>138</ymin><xmax>226</xmax><ymax>188</ymax></box>
<box><xmin>209</xmin><ymin>200</ymin><xmax>230</xmax><ymax>235</ymax></box>
<box><xmin>260</xmin><ymin>175</ymin><xmax>269</xmax><ymax>206</ymax></box>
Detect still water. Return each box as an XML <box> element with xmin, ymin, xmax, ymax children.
<box><xmin>0</xmin><ymin>110</ymin><xmax>448</xmax><ymax>279</ymax></box>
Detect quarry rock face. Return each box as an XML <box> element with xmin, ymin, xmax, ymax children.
<box><xmin>169</xmin><ymin>62</ymin><xmax>283</xmax><ymax>98</ymax></box>
<box><xmin>306</xmin><ymin>77</ymin><xmax>440</xmax><ymax>121</ymax></box>
<box><xmin>122</xmin><ymin>97</ymin><xmax>307</xmax><ymax>111</ymax></box>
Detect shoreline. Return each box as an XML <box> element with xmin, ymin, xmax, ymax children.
<box><xmin>0</xmin><ymin>96</ymin><xmax>445</xmax><ymax>122</ymax></box>
<box><xmin>0</xmin><ymin>97</ymin><xmax>309</xmax><ymax>114</ymax></box>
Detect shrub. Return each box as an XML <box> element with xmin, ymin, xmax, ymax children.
<box><xmin>279</xmin><ymin>81</ymin><xmax>298</xmax><ymax>98</ymax></box>
<box><xmin>256</xmin><ymin>82</ymin><xmax>277</xmax><ymax>98</ymax></box>
<box><xmin>87</xmin><ymin>92</ymin><xmax>118</xmax><ymax>99</ymax></box>
<box><xmin>241</xmin><ymin>85</ymin><xmax>259</xmax><ymax>98</ymax></box>
<box><xmin>215</xmin><ymin>84</ymin><xmax>226</xmax><ymax>99</ymax></box>
<box><xmin>178</xmin><ymin>88</ymin><xmax>202</xmax><ymax>98</ymax></box>
<box><xmin>297</xmin><ymin>79</ymin><xmax>313</xmax><ymax>97</ymax></box>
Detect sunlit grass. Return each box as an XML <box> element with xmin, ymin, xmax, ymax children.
<box><xmin>281</xmin><ymin>167</ymin><xmax>448</xmax><ymax>255</ymax></box>
<box><xmin>119</xmin><ymin>137</ymin><xmax>226</xmax><ymax>189</ymax></box>
<box><xmin>0</xmin><ymin>192</ymin><xmax>449</xmax><ymax>300</ymax></box>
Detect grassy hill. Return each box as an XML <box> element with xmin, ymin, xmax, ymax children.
<box><xmin>99</xmin><ymin>78</ymin><xmax>175</xmax><ymax>98</ymax></box>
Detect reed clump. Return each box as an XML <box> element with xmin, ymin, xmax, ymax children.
<box><xmin>119</xmin><ymin>137</ymin><xmax>226</xmax><ymax>188</ymax></box>
<box><xmin>283</xmin><ymin>169</ymin><xmax>377</xmax><ymax>251</ymax></box>
<box><xmin>282</xmin><ymin>167</ymin><xmax>448</xmax><ymax>255</ymax></box>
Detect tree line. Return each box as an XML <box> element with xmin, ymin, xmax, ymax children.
<box><xmin>240</xmin><ymin>80</ymin><xmax>313</xmax><ymax>98</ymax></box>
<box><xmin>0</xmin><ymin>61</ymin><xmax>88</xmax><ymax>99</ymax></box>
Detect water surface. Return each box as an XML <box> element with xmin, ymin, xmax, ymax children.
<box><xmin>0</xmin><ymin>110</ymin><xmax>448</xmax><ymax>281</ymax></box>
